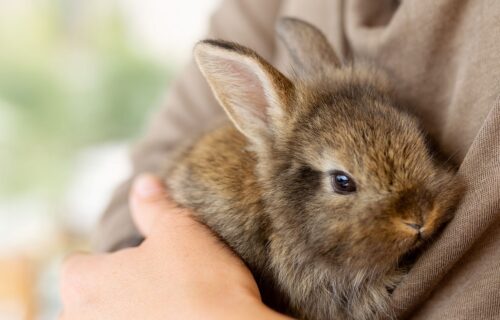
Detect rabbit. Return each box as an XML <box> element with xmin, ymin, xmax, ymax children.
<box><xmin>163</xmin><ymin>18</ymin><xmax>464</xmax><ymax>320</ymax></box>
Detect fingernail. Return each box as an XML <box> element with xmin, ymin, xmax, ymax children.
<box><xmin>133</xmin><ymin>174</ymin><xmax>164</xmax><ymax>198</ymax></box>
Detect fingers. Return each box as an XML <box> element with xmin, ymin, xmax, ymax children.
<box><xmin>129</xmin><ymin>173</ymin><xmax>189</xmax><ymax>237</ymax></box>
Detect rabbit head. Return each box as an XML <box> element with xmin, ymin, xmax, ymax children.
<box><xmin>194</xmin><ymin>18</ymin><xmax>464</xmax><ymax>276</ymax></box>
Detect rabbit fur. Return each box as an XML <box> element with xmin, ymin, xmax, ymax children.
<box><xmin>163</xmin><ymin>18</ymin><xmax>464</xmax><ymax>320</ymax></box>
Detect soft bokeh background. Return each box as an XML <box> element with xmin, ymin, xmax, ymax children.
<box><xmin>0</xmin><ymin>0</ymin><xmax>220</xmax><ymax>319</ymax></box>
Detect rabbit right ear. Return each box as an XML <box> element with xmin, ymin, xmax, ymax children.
<box><xmin>194</xmin><ymin>40</ymin><xmax>293</xmax><ymax>147</ymax></box>
<box><xmin>276</xmin><ymin>17</ymin><xmax>341</xmax><ymax>76</ymax></box>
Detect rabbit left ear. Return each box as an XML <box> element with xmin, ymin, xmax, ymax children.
<box><xmin>277</xmin><ymin>17</ymin><xmax>341</xmax><ymax>76</ymax></box>
<box><xmin>194</xmin><ymin>40</ymin><xmax>294</xmax><ymax>146</ymax></box>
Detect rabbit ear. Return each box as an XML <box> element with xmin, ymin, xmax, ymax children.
<box><xmin>276</xmin><ymin>17</ymin><xmax>340</xmax><ymax>75</ymax></box>
<box><xmin>194</xmin><ymin>40</ymin><xmax>293</xmax><ymax>145</ymax></box>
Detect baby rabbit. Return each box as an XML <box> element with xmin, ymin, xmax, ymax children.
<box><xmin>165</xmin><ymin>18</ymin><xmax>464</xmax><ymax>320</ymax></box>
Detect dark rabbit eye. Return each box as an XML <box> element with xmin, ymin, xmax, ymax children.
<box><xmin>330</xmin><ymin>170</ymin><xmax>357</xmax><ymax>194</ymax></box>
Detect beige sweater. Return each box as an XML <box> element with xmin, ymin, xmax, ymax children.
<box><xmin>94</xmin><ymin>1</ymin><xmax>500</xmax><ymax>318</ymax></box>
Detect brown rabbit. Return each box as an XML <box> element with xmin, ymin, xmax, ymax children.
<box><xmin>164</xmin><ymin>18</ymin><xmax>464</xmax><ymax>320</ymax></box>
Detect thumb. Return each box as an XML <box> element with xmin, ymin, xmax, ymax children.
<box><xmin>129</xmin><ymin>173</ymin><xmax>182</xmax><ymax>236</ymax></box>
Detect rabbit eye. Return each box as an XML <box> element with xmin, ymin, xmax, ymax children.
<box><xmin>330</xmin><ymin>170</ymin><xmax>357</xmax><ymax>194</ymax></box>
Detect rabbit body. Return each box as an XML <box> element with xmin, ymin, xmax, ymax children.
<box><xmin>164</xmin><ymin>18</ymin><xmax>464</xmax><ymax>320</ymax></box>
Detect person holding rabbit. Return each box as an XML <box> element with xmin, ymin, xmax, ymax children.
<box><xmin>60</xmin><ymin>1</ymin><xmax>500</xmax><ymax>319</ymax></box>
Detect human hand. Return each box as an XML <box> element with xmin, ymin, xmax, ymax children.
<box><xmin>59</xmin><ymin>174</ymin><xmax>292</xmax><ymax>320</ymax></box>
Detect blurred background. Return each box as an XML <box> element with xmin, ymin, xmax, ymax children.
<box><xmin>0</xmin><ymin>0</ymin><xmax>220</xmax><ymax>319</ymax></box>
